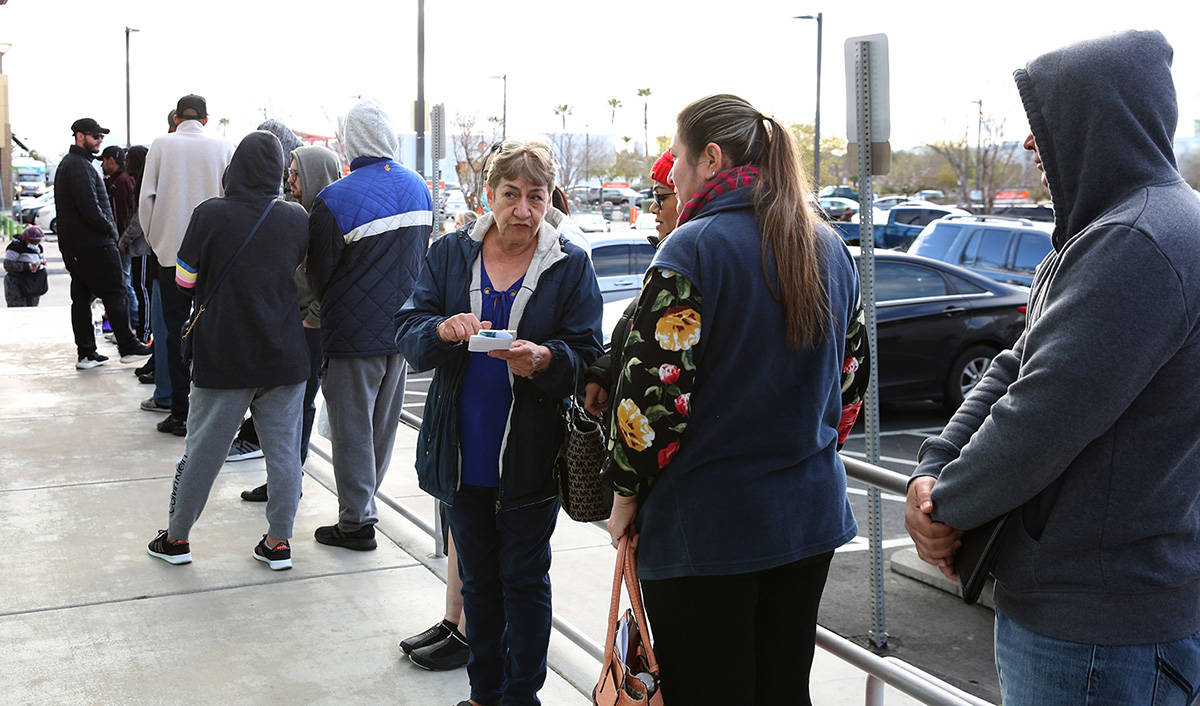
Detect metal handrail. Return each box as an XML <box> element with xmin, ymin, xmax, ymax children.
<box><xmin>339</xmin><ymin>411</ymin><xmax>990</xmax><ymax>705</ymax></box>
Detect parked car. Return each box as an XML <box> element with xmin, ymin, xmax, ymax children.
<box><xmin>819</xmin><ymin>185</ymin><xmax>859</xmax><ymax>200</ymax></box>
<box><xmin>873</xmin><ymin>195</ymin><xmax>908</xmax><ymax>211</ymax></box>
<box><xmin>988</xmin><ymin>203</ymin><xmax>1054</xmax><ymax>222</ymax></box>
<box><xmin>851</xmin><ymin>247</ymin><xmax>1027</xmax><ymax>411</ymax></box>
<box><xmin>835</xmin><ymin>202</ymin><xmax>971</xmax><ymax>249</ymax></box>
<box><xmin>17</xmin><ymin>192</ymin><xmax>54</xmax><ymax>224</ymax></box>
<box><xmin>818</xmin><ymin>197</ymin><xmax>859</xmax><ymax>220</ymax></box>
<box><xmin>907</xmin><ymin>215</ymin><xmax>1053</xmax><ymax>287</ymax></box>
<box><xmin>588</xmin><ymin>233</ymin><xmax>656</xmax><ymax>302</ymax></box>
<box><xmin>595</xmin><ymin>187</ymin><xmax>642</xmax><ymax>206</ymax></box>
<box><xmin>35</xmin><ymin>201</ymin><xmax>57</xmax><ymax>234</ymax></box>
<box><xmin>575</xmin><ymin>213</ymin><xmax>610</xmax><ymax>233</ymax></box>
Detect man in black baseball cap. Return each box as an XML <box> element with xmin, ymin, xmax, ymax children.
<box><xmin>175</xmin><ymin>94</ymin><xmax>207</xmax><ymax>122</ymax></box>
<box><xmin>54</xmin><ymin>117</ymin><xmax>151</xmax><ymax>369</ymax></box>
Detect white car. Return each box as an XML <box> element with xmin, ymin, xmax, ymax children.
<box><xmin>575</xmin><ymin>213</ymin><xmax>610</xmax><ymax>233</ymax></box>
<box><xmin>588</xmin><ymin>233</ymin><xmax>655</xmax><ymax>303</ymax></box>
<box><xmin>35</xmin><ymin>201</ymin><xmax>57</xmax><ymax>234</ymax></box>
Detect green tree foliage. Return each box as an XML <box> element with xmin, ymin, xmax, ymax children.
<box><xmin>787</xmin><ymin>123</ymin><xmax>847</xmax><ymax>189</ymax></box>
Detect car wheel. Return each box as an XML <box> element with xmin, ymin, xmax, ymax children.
<box><xmin>50</xmin><ymin>217</ymin><xmax>57</xmax><ymax>233</ymax></box>
<box><xmin>943</xmin><ymin>344</ymin><xmax>997</xmax><ymax>413</ymax></box>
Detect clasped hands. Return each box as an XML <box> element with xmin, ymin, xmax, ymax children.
<box><xmin>437</xmin><ymin>312</ymin><xmax>550</xmax><ymax>378</ymax></box>
<box><xmin>904</xmin><ymin>476</ymin><xmax>964</xmax><ymax>580</ymax></box>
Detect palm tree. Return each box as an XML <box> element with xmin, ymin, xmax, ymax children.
<box><xmin>620</xmin><ymin>136</ymin><xmax>633</xmax><ymax>152</ymax></box>
<box><xmin>218</xmin><ymin>117</ymin><xmax>230</xmax><ymax>137</ymax></box>
<box><xmin>636</xmin><ymin>88</ymin><xmax>652</xmax><ymax>156</ymax></box>
<box><xmin>607</xmin><ymin>98</ymin><xmax>622</xmax><ymax>129</ymax></box>
<box><xmin>553</xmin><ymin>104</ymin><xmax>572</xmax><ymax>132</ymax></box>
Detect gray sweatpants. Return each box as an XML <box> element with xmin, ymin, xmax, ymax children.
<box><xmin>324</xmin><ymin>354</ymin><xmax>407</xmax><ymax>531</ymax></box>
<box><xmin>168</xmin><ymin>383</ymin><xmax>306</xmax><ymax>541</ymax></box>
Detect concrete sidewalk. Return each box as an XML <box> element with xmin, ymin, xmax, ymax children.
<box><xmin>0</xmin><ymin>299</ymin><xmax>922</xmax><ymax>705</ymax></box>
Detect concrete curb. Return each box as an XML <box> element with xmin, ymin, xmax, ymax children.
<box><xmin>890</xmin><ymin>547</ymin><xmax>995</xmax><ymax>610</ymax></box>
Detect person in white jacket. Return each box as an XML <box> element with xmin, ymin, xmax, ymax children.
<box><xmin>138</xmin><ymin>94</ymin><xmax>233</xmax><ymax>436</ymax></box>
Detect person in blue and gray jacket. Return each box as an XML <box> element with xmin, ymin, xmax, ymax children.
<box><xmin>906</xmin><ymin>30</ymin><xmax>1200</xmax><ymax>704</ymax></box>
<box><xmin>306</xmin><ymin>99</ymin><xmax>433</xmax><ymax>551</ymax></box>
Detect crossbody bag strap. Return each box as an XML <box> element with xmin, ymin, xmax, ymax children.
<box><xmin>183</xmin><ymin>199</ymin><xmax>277</xmax><ymax>340</ymax></box>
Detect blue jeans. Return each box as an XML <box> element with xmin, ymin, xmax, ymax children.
<box><xmin>120</xmin><ymin>250</ymin><xmax>138</xmax><ymax>333</ymax></box>
<box><xmin>996</xmin><ymin>609</ymin><xmax>1200</xmax><ymax>705</ymax></box>
<box><xmin>151</xmin><ymin>278</ymin><xmax>172</xmax><ymax>406</ymax></box>
<box><xmin>446</xmin><ymin>486</ymin><xmax>558</xmax><ymax>706</ymax></box>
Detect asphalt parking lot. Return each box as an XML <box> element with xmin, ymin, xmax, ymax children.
<box><xmin>401</xmin><ymin>370</ymin><xmax>1000</xmax><ymax>703</ymax></box>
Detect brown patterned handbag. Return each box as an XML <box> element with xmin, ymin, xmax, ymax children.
<box><xmin>554</xmin><ymin>395</ymin><xmax>612</xmax><ymax>522</ymax></box>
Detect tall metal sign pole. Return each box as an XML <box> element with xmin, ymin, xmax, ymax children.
<box><xmin>125</xmin><ymin>27</ymin><xmax>138</xmax><ymax>148</ymax></box>
<box><xmin>430</xmin><ymin>103</ymin><xmax>445</xmax><ymax>240</ymax></box>
<box><xmin>845</xmin><ymin>33</ymin><xmax>891</xmax><ymax>652</ymax></box>
<box><xmin>414</xmin><ymin>0</ymin><xmax>426</xmax><ymax>175</ymax></box>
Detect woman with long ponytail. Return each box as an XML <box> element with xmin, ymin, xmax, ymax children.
<box><xmin>601</xmin><ymin>94</ymin><xmax>869</xmax><ymax>704</ymax></box>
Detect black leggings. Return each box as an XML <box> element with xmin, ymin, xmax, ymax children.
<box><xmin>639</xmin><ymin>550</ymin><xmax>834</xmax><ymax>706</ymax></box>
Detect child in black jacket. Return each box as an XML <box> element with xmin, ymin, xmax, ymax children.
<box><xmin>4</xmin><ymin>225</ymin><xmax>48</xmax><ymax>307</ymax></box>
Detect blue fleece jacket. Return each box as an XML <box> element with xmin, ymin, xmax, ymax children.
<box><xmin>913</xmin><ymin>30</ymin><xmax>1200</xmax><ymax>645</ymax></box>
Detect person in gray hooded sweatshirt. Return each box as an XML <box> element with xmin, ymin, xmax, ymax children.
<box><xmin>905</xmin><ymin>30</ymin><xmax>1200</xmax><ymax>703</ymax></box>
<box><xmin>145</xmin><ymin>130</ymin><xmax>310</xmax><ymax>571</ymax></box>
<box><xmin>306</xmin><ymin>99</ymin><xmax>432</xmax><ymax>550</ymax></box>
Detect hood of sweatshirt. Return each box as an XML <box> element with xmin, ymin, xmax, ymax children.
<box><xmin>1014</xmin><ymin>30</ymin><xmax>1180</xmax><ymax>249</ymax></box>
<box><xmin>343</xmin><ymin>99</ymin><xmax>399</xmax><ymax>162</ymax></box>
<box><xmin>222</xmin><ymin>130</ymin><xmax>285</xmax><ymax>200</ymax></box>
<box><xmin>293</xmin><ymin>144</ymin><xmax>342</xmax><ymax>212</ymax></box>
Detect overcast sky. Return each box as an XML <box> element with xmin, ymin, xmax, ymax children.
<box><xmin>3</xmin><ymin>0</ymin><xmax>1199</xmax><ymax>165</ymax></box>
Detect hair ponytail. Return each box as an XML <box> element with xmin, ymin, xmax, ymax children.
<box><xmin>676</xmin><ymin>95</ymin><xmax>828</xmax><ymax>347</ymax></box>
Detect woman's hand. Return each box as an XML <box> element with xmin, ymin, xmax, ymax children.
<box><xmin>437</xmin><ymin>313</ymin><xmax>489</xmax><ymax>343</ymax></box>
<box><xmin>489</xmin><ymin>340</ymin><xmax>550</xmax><ymax>378</ymax></box>
<box><xmin>608</xmin><ymin>494</ymin><xmax>638</xmax><ymax>547</ymax></box>
<box><xmin>583</xmin><ymin>382</ymin><xmax>609</xmax><ymax>417</ymax></box>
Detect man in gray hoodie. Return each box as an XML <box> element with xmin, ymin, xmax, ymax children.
<box><xmin>905</xmin><ymin>31</ymin><xmax>1200</xmax><ymax>703</ymax></box>
<box><xmin>306</xmin><ymin>99</ymin><xmax>432</xmax><ymax>550</ymax></box>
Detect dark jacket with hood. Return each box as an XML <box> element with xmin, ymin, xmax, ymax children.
<box><xmin>175</xmin><ymin>131</ymin><xmax>310</xmax><ymax>389</ymax></box>
<box><xmin>912</xmin><ymin>30</ymin><xmax>1200</xmax><ymax>645</ymax></box>
<box><xmin>307</xmin><ymin>99</ymin><xmax>433</xmax><ymax>358</ymax></box>
<box><xmin>54</xmin><ymin>144</ymin><xmax>118</xmax><ymax>259</ymax></box>
<box><xmin>394</xmin><ymin>215</ymin><xmax>603</xmax><ymax>510</ymax></box>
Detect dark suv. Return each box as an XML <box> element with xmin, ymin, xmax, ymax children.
<box><xmin>907</xmin><ymin>215</ymin><xmax>1053</xmax><ymax>287</ymax></box>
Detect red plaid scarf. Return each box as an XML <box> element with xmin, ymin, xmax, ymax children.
<box><xmin>676</xmin><ymin>164</ymin><xmax>760</xmax><ymax>226</ymax></box>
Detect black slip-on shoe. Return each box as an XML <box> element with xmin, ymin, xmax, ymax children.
<box><xmin>400</xmin><ymin>619</ymin><xmax>455</xmax><ymax>655</ymax></box>
<box><xmin>409</xmin><ymin>629</ymin><xmax>469</xmax><ymax>671</ymax></box>
<box><xmin>314</xmin><ymin>523</ymin><xmax>377</xmax><ymax>551</ymax></box>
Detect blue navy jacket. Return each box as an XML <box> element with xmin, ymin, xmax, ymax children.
<box><xmin>636</xmin><ymin>186</ymin><xmax>861</xmax><ymax>580</ymax></box>
<box><xmin>395</xmin><ymin>216</ymin><xmax>604</xmax><ymax>509</ymax></box>
<box><xmin>308</xmin><ymin>158</ymin><xmax>433</xmax><ymax>357</ymax></box>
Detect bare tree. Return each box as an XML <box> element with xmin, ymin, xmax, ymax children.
<box><xmin>551</xmin><ymin>133</ymin><xmax>611</xmax><ymax>188</ymax></box>
<box><xmin>452</xmin><ymin>112</ymin><xmax>499</xmax><ymax>213</ymax></box>
<box><xmin>927</xmin><ymin>136</ymin><xmax>972</xmax><ymax>206</ymax></box>
<box><xmin>929</xmin><ymin>117</ymin><xmax>1025</xmax><ymax>212</ymax></box>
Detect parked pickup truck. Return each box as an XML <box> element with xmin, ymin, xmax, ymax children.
<box><xmin>828</xmin><ymin>203</ymin><xmax>970</xmax><ymax>250</ymax></box>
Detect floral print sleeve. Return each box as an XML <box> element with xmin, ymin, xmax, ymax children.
<box><xmin>839</xmin><ymin>298</ymin><xmax>869</xmax><ymax>447</ymax></box>
<box><xmin>602</xmin><ymin>268</ymin><xmax>700</xmax><ymax>498</ymax></box>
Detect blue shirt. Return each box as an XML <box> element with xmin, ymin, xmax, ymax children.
<box><xmin>457</xmin><ymin>262</ymin><xmax>524</xmax><ymax>487</ymax></box>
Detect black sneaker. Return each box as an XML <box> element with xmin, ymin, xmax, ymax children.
<box><xmin>252</xmin><ymin>536</ymin><xmax>292</xmax><ymax>571</ymax></box>
<box><xmin>400</xmin><ymin>619</ymin><xmax>456</xmax><ymax>655</ymax></box>
<box><xmin>240</xmin><ymin>483</ymin><xmax>268</xmax><ymax>502</ymax></box>
<box><xmin>147</xmin><ymin>529</ymin><xmax>192</xmax><ymax>564</ymax></box>
<box><xmin>119</xmin><ymin>342</ymin><xmax>153</xmax><ymax>364</ymax></box>
<box><xmin>156</xmin><ymin>414</ymin><xmax>187</xmax><ymax>436</ymax></box>
<box><xmin>138</xmin><ymin>372</ymin><xmax>155</xmax><ymax>384</ymax></box>
<box><xmin>76</xmin><ymin>351</ymin><xmax>109</xmax><ymax>370</ymax></box>
<box><xmin>134</xmin><ymin>360</ymin><xmax>154</xmax><ymax>376</ymax></box>
<box><xmin>314</xmin><ymin>523</ymin><xmax>377</xmax><ymax>551</ymax></box>
<box><xmin>226</xmin><ymin>438</ymin><xmax>264</xmax><ymax>462</ymax></box>
<box><xmin>409</xmin><ymin>628</ymin><xmax>469</xmax><ymax>671</ymax></box>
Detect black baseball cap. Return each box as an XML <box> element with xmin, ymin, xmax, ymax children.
<box><xmin>176</xmin><ymin>94</ymin><xmax>207</xmax><ymax>120</ymax></box>
<box><xmin>100</xmin><ymin>146</ymin><xmax>125</xmax><ymax>162</ymax></box>
<box><xmin>70</xmin><ymin>118</ymin><xmax>110</xmax><ymax>135</ymax></box>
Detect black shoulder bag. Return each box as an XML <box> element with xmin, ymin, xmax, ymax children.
<box><xmin>181</xmin><ymin>200</ymin><xmax>277</xmax><ymax>363</ymax></box>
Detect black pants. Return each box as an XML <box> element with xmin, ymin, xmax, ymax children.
<box><xmin>65</xmin><ymin>244</ymin><xmax>138</xmax><ymax>356</ymax></box>
<box><xmin>156</xmin><ymin>268</ymin><xmax>192</xmax><ymax>417</ymax></box>
<box><xmin>129</xmin><ymin>255</ymin><xmax>156</xmax><ymax>341</ymax></box>
<box><xmin>639</xmin><ymin>550</ymin><xmax>834</xmax><ymax>706</ymax></box>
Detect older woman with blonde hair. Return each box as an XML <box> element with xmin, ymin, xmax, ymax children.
<box><xmin>396</xmin><ymin>140</ymin><xmax>603</xmax><ymax>706</ymax></box>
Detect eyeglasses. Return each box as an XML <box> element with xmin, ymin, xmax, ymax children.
<box><xmin>652</xmin><ymin>191</ymin><xmax>676</xmax><ymax>208</ymax></box>
<box><xmin>90</xmin><ymin>133</ymin><xmax>105</xmax><ymax>140</ymax></box>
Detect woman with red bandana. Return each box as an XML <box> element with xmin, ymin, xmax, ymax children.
<box><xmin>583</xmin><ymin>149</ymin><xmax>680</xmax><ymax>418</ymax></box>
<box><xmin>601</xmin><ymin>94</ymin><xmax>869</xmax><ymax>705</ymax></box>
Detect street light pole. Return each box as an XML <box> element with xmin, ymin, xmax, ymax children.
<box><xmin>795</xmin><ymin>13</ymin><xmax>823</xmax><ymax>188</ymax></box>
<box><xmin>125</xmin><ymin>27</ymin><xmax>139</xmax><ymax>148</ymax></box>
<box><xmin>415</xmin><ymin>0</ymin><xmax>426</xmax><ymax>175</ymax></box>
<box><xmin>490</xmin><ymin>74</ymin><xmax>507</xmax><ymax>139</ymax></box>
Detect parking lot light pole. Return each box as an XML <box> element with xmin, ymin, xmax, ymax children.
<box><xmin>1</xmin><ymin>42</ymin><xmax>12</xmax><ymax>213</ymax></box>
<box><xmin>795</xmin><ymin>13</ymin><xmax>822</xmax><ymax>188</ymax></box>
<box><xmin>125</xmin><ymin>27</ymin><xmax>139</xmax><ymax>148</ymax></box>
<box><xmin>489</xmin><ymin>74</ymin><xmax>507</xmax><ymax>139</ymax></box>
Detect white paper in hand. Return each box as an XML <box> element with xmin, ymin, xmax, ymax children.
<box><xmin>468</xmin><ymin>329</ymin><xmax>516</xmax><ymax>352</ymax></box>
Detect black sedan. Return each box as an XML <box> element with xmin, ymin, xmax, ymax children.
<box><xmin>850</xmin><ymin>247</ymin><xmax>1027</xmax><ymax>412</ymax></box>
